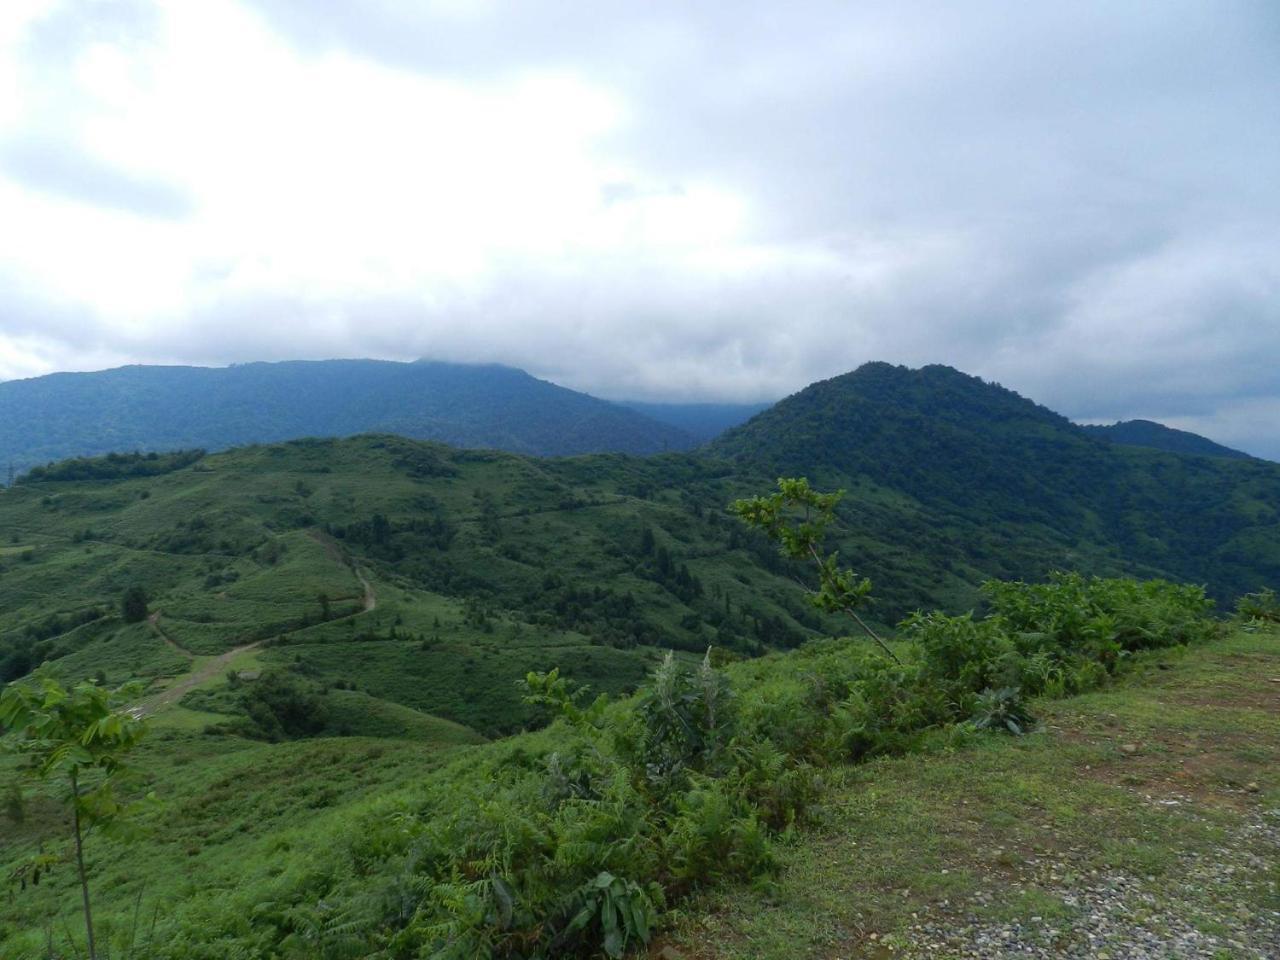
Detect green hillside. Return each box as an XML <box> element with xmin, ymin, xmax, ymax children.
<box><xmin>2</xmin><ymin>361</ymin><xmax>1280</xmax><ymax>956</ymax></box>
<box><xmin>0</xmin><ymin>435</ymin><xmax>842</xmax><ymax>738</ymax></box>
<box><xmin>5</xmin><ymin>362</ymin><xmax>1280</xmax><ymax>727</ymax></box>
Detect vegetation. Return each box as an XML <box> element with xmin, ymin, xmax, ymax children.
<box><xmin>0</xmin><ymin>672</ymin><xmax>150</xmax><ymax>959</ymax></box>
<box><xmin>120</xmin><ymin>586</ymin><xmax>148</xmax><ymax>624</ymax></box>
<box><xmin>709</xmin><ymin>363</ymin><xmax>1280</xmax><ymax>605</ymax></box>
<box><xmin>1235</xmin><ymin>586</ymin><xmax>1280</xmax><ymax>623</ymax></box>
<box><xmin>18</xmin><ymin>450</ymin><xmax>206</xmax><ymax>485</ymax></box>
<box><xmin>733</xmin><ymin>477</ymin><xmax>897</xmax><ymax>661</ymax></box>
<box><xmin>0</xmin><ymin>366</ymin><xmax>1277</xmax><ymax>956</ymax></box>
<box><xmin>668</xmin><ymin>627</ymin><xmax>1280</xmax><ymax>958</ymax></box>
<box><xmin>0</xmin><ymin>359</ymin><xmax>696</xmax><ymax>476</ymax></box>
<box><xmin>0</xmin><ymin>554</ymin><xmax>1226</xmax><ymax>956</ymax></box>
<box><xmin>1082</xmin><ymin>418</ymin><xmax>1253</xmax><ymax>460</ymax></box>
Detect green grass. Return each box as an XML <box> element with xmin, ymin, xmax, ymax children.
<box><xmin>667</xmin><ymin>630</ymin><xmax>1280</xmax><ymax>958</ymax></box>
<box><xmin>0</xmin><ymin>729</ymin><xmax>480</xmax><ymax>957</ymax></box>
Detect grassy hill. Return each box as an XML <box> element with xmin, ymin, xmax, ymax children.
<box><xmin>0</xmin><ymin>359</ymin><xmax>696</xmax><ymax>475</ymax></box>
<box><xmin>669</xmin><ymin>626</ymin><xmax>1280</xmax><ymax>958</ymax></box>
<box><xmin>4</xmin><ymin>362</ymin><xmax>1280</xmax><ymax>732</ymax></box>
<box><xmin>0</xmin><ymin>435</ymin><xmax>841</xmax><ymax>738</ymax></box>
<box><xmin>2</xmin><ymin>563</ymin><xmax>1267</xmax><ymax>958</ymax></box>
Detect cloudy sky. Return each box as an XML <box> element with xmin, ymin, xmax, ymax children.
<box><xmin>1</xmin><ymin>1</ymin><xmax>1278</xmax><ymax>454</ymax></box>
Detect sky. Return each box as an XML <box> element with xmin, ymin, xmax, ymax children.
<box><xmin>1</xmin><ymin>1</ymin><xmax>1278</xmax><ymax>456</ymax></box>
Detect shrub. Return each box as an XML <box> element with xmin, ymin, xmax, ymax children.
<box><xmin>1235</xmin><ymin>587</ymin><xmax>1280</xmax><ymax>623</ymax></box>
<box><xmin>120</xmin><ymin>586</ymin><xmax>149</xmax><ymax>623</ymax></box>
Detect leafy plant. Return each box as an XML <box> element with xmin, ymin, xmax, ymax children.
<box><xmin>624</xmin><ymin>649</ymin><xmax>735</xmax><ymax>789</ymax></box>
<box><xmin>0</xmin><ymin>670</ymin><xmax>150</xmax><ymax>960</ymax></box>
<box><xmin>552</xmin><ymin>871</ymin><xmax>659</xmax><ymax>959</ymax></box>
<box><xmin>732</xmin><ymin>477</ymin><xmax>900</xmax><ymax>662</ymax></box>
<box><xmin>969</xmin><ymin>686</ymin><xmax>1036</xmax><ymax>735</ymax></box>
<box><xmin>1235</xmin><ymin>587</ymin><xmax>1280</xmax><ymax>624</ymax></box>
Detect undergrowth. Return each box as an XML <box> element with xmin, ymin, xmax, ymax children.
<box><xmin>83</xmin><ymin>571</ymin><xmax>1217</xmax><ymax>959</ymax></box>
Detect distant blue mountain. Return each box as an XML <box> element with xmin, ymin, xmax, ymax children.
<box><xmin>617</xmin><ymin>400</ymin><xmax>774</xmax><ymax>443</ymax></box>
<box><xmin>0</xmin><ymin>359</ymin><xmax>696</xmax><ymax>476</ymax></box>
<box><xmin>1081</xmin><ymin>419</ymin><xmax>1252</xmax><ymax>461</ymax></box>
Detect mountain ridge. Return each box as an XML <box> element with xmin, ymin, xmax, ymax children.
<box><xmin>0</xmin><ymin>358</ymin><xmax>697</xmax><ymax>475</ymax></box>
<box><xmin>1081</xmin><ymin>418</ymin><xmax>1253</xmax><ymax>461</ymax></box>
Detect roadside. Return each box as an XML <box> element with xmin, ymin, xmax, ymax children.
<box><xmin>663</xmin><ymin>628</ymin><xmax>1280</xmax><ymax>959</ymax></box>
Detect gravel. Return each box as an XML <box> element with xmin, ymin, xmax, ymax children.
<box><xmin>897</xmin><ymin>803</ymin><xmax>1280</xmax><ymax>959</ymax></box>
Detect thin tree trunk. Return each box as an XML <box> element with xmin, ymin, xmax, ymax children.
<box><xmin>805</xmin><ymin>543</ymin><xmax>902</xmax><ymax>664</ymax></box>
<box><xmin>70</xmin><ymin>769</ymin><xmax>97</xmax><ymax>960</ymax></box>
<box><xmin>845</xmin><ymin>608</ymin><xmax>902</xmax><ymax>665</ymax></box>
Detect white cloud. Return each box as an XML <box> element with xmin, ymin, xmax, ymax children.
<box><xmin>0</xmin><ymin>0</ymin><xmax>1277</xmax><ymax>456</ymax></box>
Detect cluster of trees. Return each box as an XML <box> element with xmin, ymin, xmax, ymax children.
<box><xmin>18</xmin><ymin>449</ymin><xmax>205</xmax><ymax>484</ymax></box>
<box><xmin>327</xmin><ymin>510</ymin><xmax>457</xmax><ymax>559</ymax></box>
<box><xmin>636</xmin><ymin>527</ymin><xmax>704</xmax><ymax>603</ymax></box>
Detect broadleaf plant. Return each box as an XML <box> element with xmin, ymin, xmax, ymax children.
<box><xmin>733</xmin><ymin>478</ymin><xmax>900</xmax><ymax>663</ymax></box>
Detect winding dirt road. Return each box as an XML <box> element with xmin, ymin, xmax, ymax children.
<box><xmin>134</xmin><ymin>541</ymin><xmax>376</xmax><ymax>718</ymax></box>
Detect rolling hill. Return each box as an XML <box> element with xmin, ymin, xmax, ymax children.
<box><xmin>3</xmin><ymin>362</ymin><xmax>1279</xmax><ymax>732</ymax></box>
<box><xmin>0</xmin><ymin>359</ymin><xmax>697</xmax><ymax>476</ymax></box>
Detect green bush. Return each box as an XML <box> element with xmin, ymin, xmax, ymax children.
<box><xmin>1235</xmin><ymin>587</ymin><xmax>1280</xmax><ymax>623</ymax></box>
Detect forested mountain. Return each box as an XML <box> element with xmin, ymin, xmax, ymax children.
<box><xmin>1082</xmin><ymin>418</ymin><xmax>1253</xmax><ymax>460</ymax></box>
<box><xmin>617</xmin><ymin>400</ymin><xmax>774</xmax><ymax>442</ymax></box>
<box><xmin>708</xmin><ymin>362</ymin><xmax>1280</xmax><ymax>603</ymax></box>
<box><xmin>0</xmin><ymin>359</ymin><xmax>696</xmax><ymax>475</ymax></box>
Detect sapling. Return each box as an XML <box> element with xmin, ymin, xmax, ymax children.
<box><xmin>732</xmin><ymin>477</ymin><xmax>900</xmax><ymax>663</ymax></box>
<box><xmin>0</xmin><ymin>670</ymin><xmax>151</xmax><ymax>960</ymax></box>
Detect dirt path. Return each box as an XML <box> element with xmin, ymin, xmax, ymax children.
<box><xmin>134</xmin><ymin>536</ymin><xmax>376</xmax><ymax>718</ymax></box>
<box><xmin>307</xmin><ymin>528</ymin><xmax>376</xmax><ymax>612</ymax></box>
<box><xmin>356</xmin><ymin>565</ymin><xmax>376</xmax><ymax>611</ymax></box>
<box><xmin>133</xmin><ymin>639</ymin><xmax>262</xmax><ymax>717</ymax></box>
<box><xmin>148</xmin><ymin>610</ymin><xmax>193</xmax><ymax>657</ymax></box>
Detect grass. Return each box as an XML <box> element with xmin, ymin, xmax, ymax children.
<box><xmin>0</xmin><ymin>723</ymin><xmax>482</xmax><ymax>956</ymax></box>
<box><xmin>664</xmin><ymin>628</ymin><xmax>1280</xmax><ymax>958</ymax></box>
<box><xmin>0</xmin><ymin>436</ymin><xmax>858</xmax><ymax>737</ymax></box>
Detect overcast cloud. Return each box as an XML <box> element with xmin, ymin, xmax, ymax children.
<box><xmin>1</xmin><ymin>1</ymin><xmax>1278</xmax><ymax>455</ymax></box>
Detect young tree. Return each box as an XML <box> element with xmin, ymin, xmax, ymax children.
<box><xmin>732</xmin><ymin>477</ymin><xmax>901</xmax><ymax>663</ymax></box>
<box><xmin>120</xmin><ymin>585</ymin><xmax>148</xmax><ymax>623</ymax></box>
<box><xmin>0</xmin><ymin>671</ymin><xmax>150</xmax><ymax>960</ymax></box>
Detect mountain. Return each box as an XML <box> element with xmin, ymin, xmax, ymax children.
<box><xmin>0</xmin><ymin>359</ymin><xmax>696</xmax><ymax>476</ymax></box>
<box><xmin>617</xmin><ymin>400</ymin><xmax>775</xmax><ymax>443</ymax></box>
<box><xmin>1081</xmin><ymin>419</ymin><xmax>1253</xmax><ymax>460</ymax></box>
<box><xmin>709</xmin><ymin>362</ymin><xmax>1280</xmax><ymax>603</ymax></box>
